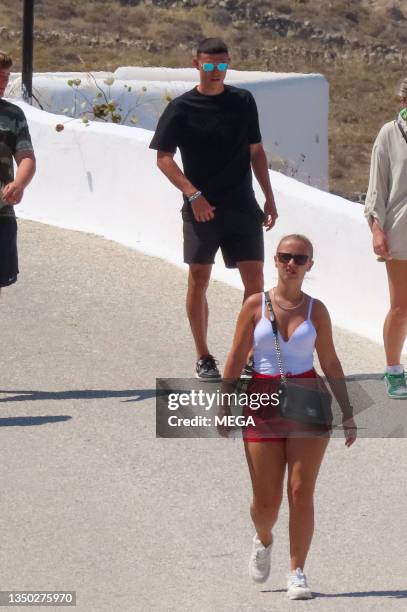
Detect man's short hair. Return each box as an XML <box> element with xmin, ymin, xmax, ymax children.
<box><xmin>196</xmin><ymin>38</ymin><xmax>229</xmax><ymax>56</ymax></box>
<box><xmin>0</xmin><ymin>50</ymin><xmax>13</xmax><ymax>70</ymax></box>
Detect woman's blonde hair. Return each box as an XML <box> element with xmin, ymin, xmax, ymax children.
<box><xmin>277</xmin><ymin>234</ymin><xmax>314</xmax><ymax>259</ymax></box>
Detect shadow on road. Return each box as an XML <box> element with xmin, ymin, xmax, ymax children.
<box><xmin>314</xmin><ymin>590</ymin><xmax>407</xmax><ymax>599</ymax></box>
<box><xmin>265</xmin><ymin>588</ymin><xmax>407</xmax><ymax>599</ymax></box>
<box><xmin>0</xmin><ymin>415</ymin><xmax>72</xmax><ymax>427</ymax></box>
<box><xmin>0</xmin><ymin>389</ymin><xmax>158</xmax><ymax>403</ymax></box>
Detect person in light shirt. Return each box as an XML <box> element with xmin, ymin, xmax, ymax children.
<box><xmin>365</xmin><ymin>77</ymin><xmax>407</xmax><ymax>398</ymax></box>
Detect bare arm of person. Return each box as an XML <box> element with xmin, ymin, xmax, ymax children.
<box><xmin>223</xmin><ymin>293</ymin><xmax>260</xmax><ymax>381</ymax></box>
<box><xmin>313</xmin><ymin>300</ymin><xmax>357</xmax><ymax>447</ymax></box>
<box><xmin>156</xmin><ymin>150</ymin><xmax>216</xmax><ymax>222</ymax></box>
<box><xmin>364</xmin><ymin>130</ymin><xmax>390</xmax><ymax>259</ymax></box>
<box><xmin>250</xmin><ymin>142</ymin><xmax>278</xmax><ymax>231</ymax></box>
<box><xmin>217</xmin><ymin>294</ymin><xmax>260</xmax><ymax>437</ymax></box>
<box><xmin>2</xmin><ymin>150</ymin><xmax>36</xmax><ymax>205</ymax></box>
<box><xmin>371</xmin><ymin>219</ymin><xmax>390</xmax><ymax>260</ymax></box>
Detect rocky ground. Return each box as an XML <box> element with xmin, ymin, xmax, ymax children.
<box><xmin>2</xmin><ymin>0</ymin><xmax>407</xmax><ymax>196</ymax></box>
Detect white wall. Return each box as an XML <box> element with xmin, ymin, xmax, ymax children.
<box><xmin>14</xmin><ymin>101</ymin><xmax>388</xmax><ymax>348</ymax></box>
<box><xmin>7</xmin><ymin>68</ymin><xmax>328</xmax><ymax>190</ymax></box>
<box><xmin>6</xmin><ymin>74</ymin><xmax>179</xmax><ymax>132</ymax></box>
<box><xmin>114</xmin><ymin>67</ymin><xmax>329</xmax><ymax>189</ymax></box>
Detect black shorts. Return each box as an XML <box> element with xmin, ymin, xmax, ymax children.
<box><xmin>182</xmin><ymin>205</ymin><xmax>265</xmax><ymax>269</ymax></box>
<box><xmin>0</xmin><ymin>216</ymin><xmax>19</xmax><ymax>287</ymax></box>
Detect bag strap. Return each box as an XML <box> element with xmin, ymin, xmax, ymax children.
<box><xmin>396</xmin><ymin>116</ymin><xmax>407</xmax><ymax>145</ymax></box>
<box><xmin>264</xmin><ymin>291</ymin><xmax>287</xmax><ymax>383</ymax></box>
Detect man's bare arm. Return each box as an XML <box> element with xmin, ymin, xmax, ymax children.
<box><xmin>156</xmin><ymin>150</ymin><xmax>197</xmax><ymax>196</ymax></box>
<box><xmin>156</xmin><ymin>151</ymin><xmax>215</xmax><ymax>222</ymax></box>
<box><xmin>2</xmin><ymin>150</ymin><xmax>36</xmax><ymax>205</ymax></box>
<box><xmin>250</xmin><ymin>143</ymin><xmax>278</xmax><ymax>230</ymax></box>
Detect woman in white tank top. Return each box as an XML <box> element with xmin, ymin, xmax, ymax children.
<box><xmin>222</xmin><ymin>234</ymin><xmax>356</xmax><ymax>600</ymax></box>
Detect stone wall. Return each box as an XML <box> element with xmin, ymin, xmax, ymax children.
<box><xmin>1</xmin><ymin>0</ymin><xmax>406</xmax><ymax>65</ymax></box>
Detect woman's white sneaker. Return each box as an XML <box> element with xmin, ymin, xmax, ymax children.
<box><xmin>248</xmin><ymin>534</ymin><xmax>272</xmax><ymax>583</ymax></box>
<box><xmin>287</xmin><ymin>568</ymin><xmax>312</xmax><ymax>599</ymax></box>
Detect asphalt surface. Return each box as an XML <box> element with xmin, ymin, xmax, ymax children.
<box><xmin>0</xmin><ymin>219</ymin><xmax>406</xmax><ymax>611</ymax></box>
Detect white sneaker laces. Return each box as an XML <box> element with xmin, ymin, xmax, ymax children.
<box><xmin>290</xmin><ymin>569</ymin><xmax>307</xmax><ymax>588</ymax></box>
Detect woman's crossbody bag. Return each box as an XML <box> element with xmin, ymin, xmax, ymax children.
<box><xmin>264</xmin><ymin>291</ymin><xmax>333</xmax><ymax>426</ymax></box>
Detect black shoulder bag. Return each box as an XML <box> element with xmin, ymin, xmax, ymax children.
<box><xmin>264</xmin><ymin>291</ymin><xmax>333</xmax><ymax>426</ymax></box>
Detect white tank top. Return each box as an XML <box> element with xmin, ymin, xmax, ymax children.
<box><xmin>253</xmin><ymin>293</ymin><xmax>316</xmax><ymax>376</ymax></box>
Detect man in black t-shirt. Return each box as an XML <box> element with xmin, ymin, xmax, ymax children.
<box><xmin>150</xmin><ymin>38</ymin><xmax>278</xmax><ymax>379</ymax></box>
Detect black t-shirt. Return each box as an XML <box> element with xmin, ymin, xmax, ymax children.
<box><xmin>149</xmin><ymin>85</ymin><xmax>262</xmax><ymax>209</ymax></box>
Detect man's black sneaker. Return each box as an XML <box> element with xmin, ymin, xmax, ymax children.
<box><xmin>241</xmin><ymin>356</ymin><xmax>254</xmax><ymax>379</ymax></box>
<box><xmin>196</xmin><ymin>355</ymin><xmax>221</xmax><ymax>381</ymax></box>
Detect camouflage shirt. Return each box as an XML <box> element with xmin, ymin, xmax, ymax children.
<box><xmin>0</xmin><ymin>99</ymin><xmax>34</xmax><ymax>218</ymax></box>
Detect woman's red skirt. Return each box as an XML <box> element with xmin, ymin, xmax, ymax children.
<box><xmin>243</xmin><ymin>369</ymin><xmax>332</xmax><ymax>443</ymax></box>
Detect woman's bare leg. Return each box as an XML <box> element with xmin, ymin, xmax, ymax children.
<box><xmin>384</xmin><ymin>260</ymin><xmax>407</xmax><ymax>366</ymax></box>
<box><xmin>286</xmin><ymin>436</ymin><xmax>329</xmax><ymax>570</ymax></box>
<box><xmin>244</xmin><ymin>440</ymin><xmax>286</xmax><ymax>546</ymax></box>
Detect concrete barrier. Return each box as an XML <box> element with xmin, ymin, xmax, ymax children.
<box><xmin>13</xmin><ymin>101</ymin><xmax>388</xmax><ymax>348</ymax></box>
<box><xmin>7</xmin><ymin>67</ymin><xmax>329</xmax><ymax>189</ymax></box>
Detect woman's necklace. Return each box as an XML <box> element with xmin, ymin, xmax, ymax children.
<box><xmin>272</xmin><ymin>287</ymin><xmax>305</xmax><ymax>311</ymax></box>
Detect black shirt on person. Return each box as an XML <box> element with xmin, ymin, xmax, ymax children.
<box><xmin>149</xmin><ymin>84</ymin><xmax>263</xmax><ymax>219</ymax></box>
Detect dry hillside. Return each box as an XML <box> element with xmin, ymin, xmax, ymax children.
<box><xmin>1</xmin><ymin>0</ymin><xmax>407</xmax><ymax>197</ymax></box>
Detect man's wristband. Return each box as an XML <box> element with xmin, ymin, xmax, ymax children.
<box><xmin>186</xmin><ymin>190</ymin><xmax>202</xmax><ymax>204</ymax></box>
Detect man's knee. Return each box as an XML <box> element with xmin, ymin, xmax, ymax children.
<box><xmin>244</xmin><ymin>277</ymin><xmax>264</xmax><ymax>294</ymax></box>
<box><xmin>389</xmin><ymin>304</ymin><xmax>407</xmax><ymax>323</ymax></box>
<box><xmin>238</xmin><ymin>261</ymin><xmax>263</xmax><ymax>282</ymax></box>
<box><xmin>242</xmin><ymin>268</ymin><xmax>264</xmax><ymax>295</ymax></box>
<box><xmin>188</xmin><ymin>265</ymin><xmax>212</xmax><ymax>291</ymax></box>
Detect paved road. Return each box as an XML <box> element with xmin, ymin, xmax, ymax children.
<box><xmin>0</xmin><ymin>220</ymin><xmax>406</xmax><ymax>611</ymax></box>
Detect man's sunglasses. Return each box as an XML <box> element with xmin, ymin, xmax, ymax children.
<box><xmin>201</xmin><ymin>62</ymin><xmax>229</xmax><ymax>72</ymax></box>
<box><xmin>277</xmin><ymin>252</ymin><xmax>309</xmax><ymax>265</ymax></box>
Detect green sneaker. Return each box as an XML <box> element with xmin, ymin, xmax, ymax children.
<box><xmin>384</xmin><ymin>372</ymin><xmax>407</xmax><ymax>399</ymax></box>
